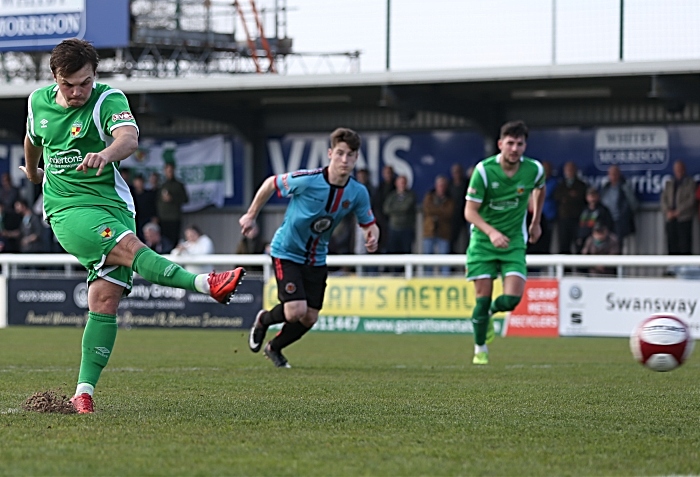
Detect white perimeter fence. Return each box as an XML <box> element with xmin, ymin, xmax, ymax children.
<box><xmin>2</xmin><ymin>254</ymin><xmax>700</xmax><ymax>280</ymax></box>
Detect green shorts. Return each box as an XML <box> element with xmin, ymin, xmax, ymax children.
<box><xmin>50</xmin><ymin>205</ymin><xmax>136</xmax><ymax>292</ymax></box>
<box><xmin>466</xmin><ymin>244</ymin><xmax>527</xmax><ymax>281</ymax></box>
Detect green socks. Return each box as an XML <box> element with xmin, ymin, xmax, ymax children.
<box><xmin>77</xmin><ymin>312</ymin><xmax>117</xmax><ymax>387</ymax></box>
<box><xmin>132</xmin><ymin>247</ymin><xmax>198</xmax><ymax>292</ymax></box>
<box><xmin>471</xmin><ymin>296</ymin><xmax>491</xmax><ymax>346</ymax></box>
<box><xmin>490</xmin><ymin>294</ymin><xmax>522</xmax><ymax>314</ymax></box>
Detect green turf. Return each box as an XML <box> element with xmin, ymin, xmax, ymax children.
<box><xmin>1</xmin><ymin>327</ymin><xmax>700</xmax><ymax>476</ymax></box>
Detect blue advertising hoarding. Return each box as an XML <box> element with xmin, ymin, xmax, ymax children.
<box><xmin>0</xmin><ymin>0</ymin><xmax>130</xmax><ymax>51</ymax></box>
<box><xmin>266</xmin><ymin>130</ymin><xmax>485</xmax><ymax>203</ymax></box>
<box><xmin>2</xmin><ymin>125</ymin><xmax>700</xmax><ymax>207</ymax></box>
<box><xmin>8</xmin><ymin>277</ymin><xmax>263</xmax><ymax>329</ymax></box>
<box><xmin>527</xmin><ymin>126</ymin><xmax>700</xmax><ymax>202</ymax></box>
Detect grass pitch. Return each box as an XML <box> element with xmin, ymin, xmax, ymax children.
<box><xmin>1</xmin><ymin>327</ymin><xmax>700</xmax><ymax>476</ymax></box>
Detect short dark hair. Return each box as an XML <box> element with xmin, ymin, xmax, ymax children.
<box><xmin>500</xmin><ymin>120</ymin><xmax>529</xmax><ymax>140</ymax></box>
<box><xmin>50</xmin><ymin>38</ymin><xmax>99</xmax><ymax>77</ymax></box>
<box><xmin>330</xmin><ymin>127</ymin><xmax>361</xmax><ymax>151</ymax></box>
<box><xmin>186</xmin><ymin>225</ymin><xmax>203</xmax><ymax>236</ymax></box>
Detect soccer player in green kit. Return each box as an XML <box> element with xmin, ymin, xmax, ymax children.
<box><xmin>21</xmin><ymin>39</ymin><xmax>245</xmax><ymax>413</ymax></box>
<box><xmin>465</xmin><ymin>120</ymin><xmax>545</xmax><ymax>365</ymax></box>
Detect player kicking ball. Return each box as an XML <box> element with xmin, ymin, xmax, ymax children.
<box><xmin>464</xmin><ymin>120</ymin><xmax>545</xmax><ymax>365</ymax></box>
<box><xmin>22</xmin><ymin>38</ymin><xmax>245</xmax><ymax>413</ymax></box>
<box><xmin>240</xmin><ymin>128</ymin><xmax>379</xmax><ymax>368</ymax></box>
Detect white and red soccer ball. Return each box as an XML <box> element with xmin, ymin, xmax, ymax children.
<box><xmin>630</xmin><ymin>314</ymin><xmax>694</xmax><ymax>372</ymax></box>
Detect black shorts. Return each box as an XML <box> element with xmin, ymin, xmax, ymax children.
<box><xmin>273</xmin><ymin>257</ymin><xmax>328</xmax><ymax>310</ymax></box>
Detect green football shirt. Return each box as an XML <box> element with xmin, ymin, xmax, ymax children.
<box><xmin>26</xmin><ymin>82</ymin><xmax>139</xmax><ymax>218</ymax></box>
<box><xmin>466</xmin><ymin>154</ymin><xmax>545</xmax><ymax>252</ymax></box>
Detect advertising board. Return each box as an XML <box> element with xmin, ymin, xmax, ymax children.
<box><xmin>264</xmin><ymin>276</ymin><xmax>506</xmax><ymax>335</ymax></box>
<box><xmin>0</xmin><ymin>0</ymin><xmax>130</xmax><ymax>51</ymax></box>
<box><xmin>8</xmin><ymin>276</ymin><xmax>263</xmax><ymax>329</ymax></box>
<box><xmin>559</xmin><ymin>277</ymin><xmax>700</xmax><ymax>337</ymax></box>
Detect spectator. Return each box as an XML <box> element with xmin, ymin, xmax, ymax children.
<box><xmin>580</xmin><ymin>222</ymin><xmax>620</xmax><ymax>276</ymax></box>
<box><xmin>350</xmin><ymin>168</ymin><xmax>376</xmax><ymax>263</ymax></box>
<box><xmin>661</xmin><ymin>160</ymin><xmax>696</xmax><ymax>255</ymax></box>
<box><xmin>448</xmin><ymin>163</ymin><xmax>469</xmax><ymax>254</ymax></box>
<box><xmin>554</xmin><ymin>161</ymin><xmax>587</xmax><ymax>254</ymax></box>
<box><xmin>31</xmin><ymin>193</ymin><xmax>61</xmax><ymax>253</ymax></box>
<box><xmin>172</xmin><ymin>225</ymin><xmax>214</xmax><ymax>274</ymax></box>
<box><xmin>0</xmin><ymin>202</ymin><xmax>7</xmax><ymax>252</ymax></box>
<box><xmin>540</xmin><ymin>161</ymin><xmax>559</xmax><ymax>253</ymax></box>
<box><xmin>373</xmin><ymin>165</ymin><xmax>395</xmax><ymax>254</ymax></box>
<box><xmin>527</xmin><ymin>161</ymin><xmax>558</xmax><ymax>255</ymax></box>
<box><xmin>147</xmin><ymin>171</ymin><xmax>161</xmax><ymax>191</ymax></box>
<box><xmin>157</xmin><ymin>163</ymin><xmax>189</xmax><ymax>246</ymax></box>
<box><xmin>142</xmin><ymin>222</ymin><xmax>174</xmax><ymax>255</ymax></box>
<box><xmin>383</xmin><ymin>175</ymin><xmax>417</xmax><ymax>255</ymax></box>
<box><xmin>422</xmin><ymin>175</ymin><xmax>454</xmax><ymax>275</ymax></box>
<box><xmin>132</xmin><ymin>174</ymin><xmax>159</xmax><ymax>241</ymax></box>
<box><xmin>576</xmin><ymin>187</ymin><xmax>614</xmax><ymax>254</ymax></box>
<box><xmin>355</xmin><ymin>168</ymin><xmax>375</xmax><ymax>200</ymax></box>
<box><xmin>599</xmin><ymin>165</ymin><xmax>638</xmax><ymax>252</ymax></box>
<box><xmin>14</xmin><ymin>199</ymin><xmax>46</xmax><ymax>253</ymax></box>
<box><xmin>0</xmin><ymin>182</ymin><xmax>21</xmax><ymax>253</ymax></box>
<box><xmin>0</xmin><ymin>173</ymin><xmax>20</xmax><ymax>211</ymax></box>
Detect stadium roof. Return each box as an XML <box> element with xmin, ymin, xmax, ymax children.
<box><xmin>2</xmin><ymin>59</ymin><xmax>700</xmax><ymax>138</ymax></box>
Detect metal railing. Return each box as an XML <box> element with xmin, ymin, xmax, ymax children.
<box><xmin>2</xmin><ymin>254</ymin><xmax>700</xmax><ymax>281</ymax></box>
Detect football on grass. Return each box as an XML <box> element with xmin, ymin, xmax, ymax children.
<box><xmin>630</xmin><ymin>314</ymin><xmax>694</xmax><ymax>372</ymax></box>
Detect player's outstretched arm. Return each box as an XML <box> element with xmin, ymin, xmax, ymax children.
<box><xmin>76</xmin><ymin>126</ymin><xmax>138</xmax><ymax>176</ymax></box>
<box><xmin>465</xmin><ymin>200</ymin><xmax>509</xmax><ymax>248</ymax></box>
<box><xmin>20</xmin><ymin>135</ymin><xmax>44</xmax><ymax>185</ymax></box>
<box><xmin>240</xmin><ymin>175</ymin><xmax>277</xmax><ymax>238</ymax></box>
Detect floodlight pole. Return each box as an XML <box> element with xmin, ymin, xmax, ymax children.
<box><xmin>551</xmin><ymin>0</ymin><xmax>556</xmax><ymax>64</ymax></box>
<box><xmin>619</xmin><ymin>0</ymin><xmax>624</xmax><ymax>61</ymax></box>
<box><xmin>385</xmin><ymin>0</ymin><xmax>391</xmax><ymax>71</ymax></box>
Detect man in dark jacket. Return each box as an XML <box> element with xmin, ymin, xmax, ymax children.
<box><xmin>157</xmin><ymin>162</ymin><xmax>189</xmax><ymax>246</ymax></box>
<box><xmin>661</xmin><ymin>160</ymin><xmax>696</xmax><ymax>255</ymax></box>
<box><xmin>600</xmin><ymin>165</ymin><xmax>638</xmax><ymax>252</ymax></box>
<box><xmin>554</xmin><ymin>161</ymin><xmax>587</xmax><ymax>254</ymax></box>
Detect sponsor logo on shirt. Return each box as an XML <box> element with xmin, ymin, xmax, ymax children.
<box><xmin>47</xmin><ymin>149</ymin><xmax>83</xmax><ymax>167</ymax></box>
<box><xmin>112</xmin><ymin>111</ymin><xmax>134</xmax><ymax>122</ymax></box>
<box><xmin>311</xmin><ymin>216</ymin><xmax>333</xmax><ymax>233</ymax></box>
<box><xmin>488</xmin><ymin>199</ymin><xmax>519</xmax><ymax>211</ymax></box>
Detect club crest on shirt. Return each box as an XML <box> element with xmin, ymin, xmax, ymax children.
<box><xmin>70</xmin><ymin>121</ymin><xmax>83</xmax><ymax>138</ymax></box>
<box><xmin>97</xmin><ymin>224</ymin><xmax>113</xmax><ymax>241</ymax></box>
<box><xmin>516</xmin><ymin>184</ymin><xmax>525</xmax><ymax>195</ymax></box>
<box><xmin>342</xmin><ymin>200</ymin><xmax>350</xmax><ymax>209</ymax></box>
<box><xmin>284</xmin><ymin>282</ymin><xmax>297</xmax><ymax>294</ymax></box>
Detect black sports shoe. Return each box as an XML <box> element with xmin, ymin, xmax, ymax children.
<box><xmin>264</xmin><ymin>343</ymin><xmax>291</xmax><ymax>368</ymax></box>
<box><xmin>249</xmin><ymin>309</ymin><xmax>268</xmax><ymax>353</ymax></box>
